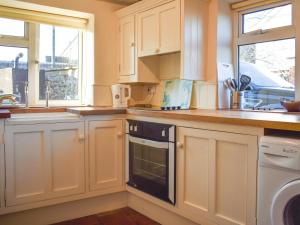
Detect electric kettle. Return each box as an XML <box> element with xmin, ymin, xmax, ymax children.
<box><xmin>111</xmin><ymin>84</ymin><xmax>131</xmax><ymax>108</ymax></box>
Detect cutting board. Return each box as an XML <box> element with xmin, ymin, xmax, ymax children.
<box><xmin>161</xmin><ymin>80</ymin><xmax>193</xmax><ymax>109</ymax></box>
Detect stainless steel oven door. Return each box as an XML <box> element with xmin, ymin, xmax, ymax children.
<box><xmin>126</xmin><ymin>135</ymin><xmax>175</xmax><ymax>204</ymax></box>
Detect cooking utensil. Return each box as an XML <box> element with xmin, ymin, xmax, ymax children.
<box><xmin>232</xmin><ymin>78</ymin><xmax>238</xmax><ymax>91</ymax></box>
<box><xmin>224</xmin><ymin>78</ymin><xmax>235</xmax><ymax>92</ymax></box>
<box><xmin>240</xmin><ymin>75</ymin><xmax>251</xmax><ymax>91</ymax></box>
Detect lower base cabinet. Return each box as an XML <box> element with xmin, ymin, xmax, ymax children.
<box><xmin>177</xmin><ymin>127</ymin><xmax>257</xmax><ymax>225</ymax></box>
<box><xmin>88</xmin><ymin>120</ymin><xmax>124</xmax><ymax>192</ymax></box>
<box><xmin>0</xmin><ymin>120</ymin><xmax>4</xmax><ymax>209</ymax></box>
<box><xmin>5</xmin><ymin>122</ymin><xmax>85</xmax><ymax>206</ymax></box>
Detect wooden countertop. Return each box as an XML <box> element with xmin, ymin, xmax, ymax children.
<box><xmin>67</xmin><ymin>107</ymin><xmax>127</xmax><ymax>115</ymax></box>
<box><xmin>2</xmin><ymin>106</ymin><xmax>300</xmax><ymax>131</ymax></box>
<box><xmin>0</xmin><ymin>109</ymin><xmax>11</xmax><ymax>119</ymax></box>
<box><xmin>127</xmin><ymin>109</ymin><xmax>300</xmax><ymax>131</ymax></box>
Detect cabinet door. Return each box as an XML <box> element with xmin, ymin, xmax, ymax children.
<box><xmin>48</xmin><ymin>122</ymin><xmax>85</xmax><ymax>199</ymax></box>
<box><xmin>89</xmin><ymin>120</ymin><xmax>123</xmax><ymax>191</ymax></box>
<box><xmin>158</xmin><ymin>0</ymin><xmax>180</xmax><ymax>54</ymax></box>
<box><xmin>5</xmin><ymin>122</ymin><xmax>85</xmax><ymax>206</ymax></box>
<box><xmin>5</xmin><ymin>124</ymin><xmax>49</xmax><ymax>206</ymax></box>
<box><xmin>137</xmin><ymin>8</ymin><xmax>159</xmax><ymax>57</ymax></box>
<box><xmin>119</xmin><ymin>15</ymin><xmax>135</xmax><ymax>77</ymax></box>
<box><xmin>177</xmin><ymin>127</ymin><xmax>211</xmax><ymax>221</ymax></box>
<box><xmin>177</xmin><ymin>127</ymin><xmax>257</xmax><ymax>225</ymax></box>
<box><xmin>211</xmin><ymin>132</ymin><xmax>257</xmax><ymax>225</ymax></box>
<box><xmin>0</xmin><ymin>121</ymin><xmax>5</xmax><ymax>209</ymax></box>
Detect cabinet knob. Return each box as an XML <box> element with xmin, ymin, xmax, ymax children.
<box><xmin>155</xmin><ymin>48</ymin><xmax>160</xmax><ymax>53</ymax></box>
<box><xmin>78</xmin><ymin>134</ymin><xmax>85</xmax><ymax>141</ymax></box>
<box><xmin>131</xmin><ymin>42</ymin><xmax>135</xmax><ymax>47</ymax></box>
<box><xmin>177</xmin><ymin>142</ymin><xmax>184</xmax><ymax>149</ymax></box>
<box><xmin>117</xmin><ymin>132</ymin><xmax>123</xmax><ymax>137</ymax></box>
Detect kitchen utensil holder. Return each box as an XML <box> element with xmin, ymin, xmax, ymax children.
<box><xmin>231</xmin><ymin>91</ymin><xmax>245</xmax><ymax>109</ymax></box>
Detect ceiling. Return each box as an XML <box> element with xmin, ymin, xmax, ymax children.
<box><xmin>101</xmin><ymin>0</ymin><xmax>140</xmax><ymax>5</ymax></box>
<box><xmin>100</xmin><ymin>0</ymin><xmax>242</xmax><ymax>6</ymax></box>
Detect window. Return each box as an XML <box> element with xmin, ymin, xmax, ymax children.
<box><xmin>39</xmin><ymin>25</ymin><xmax>81</xmax><ymax>101</ymax></box>
<box><xmin>0</xmin><ymin>18</ymin><xmax>25</xmax><ymax>37</ymax></box>
<box><xmin>0</xmin><ymin>46</ymin><xmax>28</xmax><ymax>104</ymax></box>
<box><xmin>0</xmin><ymin>3</ymin><xmax>92</xmax><ymax>106</ymax></box>
<box><xmin>236</xmin><ymin>2</ymin><xmax>295</xmax><ymax>109</ymax></box>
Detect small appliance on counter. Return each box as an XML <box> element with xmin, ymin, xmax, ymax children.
<box><xmin>111</xmin><ymin>84</ymin><xmax>131</xmax><ymax>108</ymax></box>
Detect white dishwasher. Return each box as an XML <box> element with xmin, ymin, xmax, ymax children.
<box><xmin>258</xmin><ymin>136</ymin><xmax>300</xmax><ymax>225</ymax></box>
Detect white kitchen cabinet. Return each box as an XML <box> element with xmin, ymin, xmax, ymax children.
<box><xmin>117</xmin><ymin>0</ymin><xmax>208</xmax><ymax>82</ymax></box>
<box><xmin>5</xmin><ymin>122</ymin><xmax>85</xmax><ymax>206</ymax></box>
<box><xmin>157</xmin><ymin>0</ymin><xmax>180</xmax><ymax>54</ymax></box>
<box><xmin>119</xmin><ymin>15</ymin><xmax>135</xmax><ymax>79</ymax></box>
<box><xmin>177</xmin><ymin>127</ymin><xmax>257</xmax><ymax>225</ymax></box>
<box><xmin>0</xmin><ymin>120</ymin><xmax>4</xmax><ymax>209</ymax></box>
<box><xmin>137</xmin><ymin>8</ymin><xmax>158</xmax><ymax>57</ymax></box>
<box><xmin>88</xmin><ymin>120</ymin><xmax>124</xmax><ymax>192</ymax></box>
<box><xmin>137</xmin><ymin>0</ymin><xmax>180</xmax><ymax>57</ymax></box>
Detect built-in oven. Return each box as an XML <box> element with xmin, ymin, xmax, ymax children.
<box><xmin>126</xmin><ymin>120</ymin><xmax>176</xmax><ymax>205</ymax></box>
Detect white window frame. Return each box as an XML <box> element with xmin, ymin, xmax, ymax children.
<box><xmin>233</xmin><ymin>0</ymin><xmax>296</xmax><ymax>87</ymax></box>
<box><xmin>0</xmin><ymin>1</ymin><xmax>95</xmax><ymax>107</ymax></box>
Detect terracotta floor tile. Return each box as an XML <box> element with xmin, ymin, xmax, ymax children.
<box><xmin>52</xmin><ymin>215</ymin><xmax>100</xmax><ymax>225</ymax></box>
<box><xmin>51</xmin><ymin>208</ymin><xmax>160</xmax><ymax>225</ymax></box>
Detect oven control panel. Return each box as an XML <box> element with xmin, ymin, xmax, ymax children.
<box><xmin>126</xmin><ymin>120</ymin><xmax>175</xmax><ymax>142</ymax></box>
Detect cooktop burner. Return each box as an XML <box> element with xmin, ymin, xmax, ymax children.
<box><xmin>130</xmin><ymin>105</ymin><xmax>182</xmax><ymax>111</ymax></box>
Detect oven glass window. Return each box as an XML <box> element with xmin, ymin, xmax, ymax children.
<box><xmin>130</xmin><ymin>142</ymin><xmax>167</xmax><ymax>185</ymax></box>
<box><xmin>284</xmin><ymin>194</ymin><xmax>300</xmax><ymax>225</ymax></box>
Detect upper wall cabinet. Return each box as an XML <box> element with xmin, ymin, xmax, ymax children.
<box><xmin>116</xmin><ymin>0</ymin><xmax>208</xmax><ymax>83</ymax></box>
<box><xmin>119</xmin><ymin>15</ymin><xmax>135</xmax><ymax>80</ymax></box>
<box><xmin>137</xmin><ymin>0</ymin><xmax>180</xmax><ymax>57</ymax></box>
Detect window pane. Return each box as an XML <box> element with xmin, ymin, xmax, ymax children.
<box><xmin>0</xmin><ymin>46</ymin><xmax>28</xmax><ymax>104</ymax></box>
<box><xmin>243</xmin><ymin>4</ymin><xmax>292</xmax><ymax>33</ymax></box>
<box><xmin>239</xmin><ymin>39</ymin><xmax>295</xmax><ymax>109</ymax></box>
<box><xmin>39</xmin><ymin>24</ymin><xmax>81</xmax><ymax>101</ymax></box>
<box><xmin>0</xmin><ymin>18</ymin><xmax>25</xmax><ymax>37</ymax></box>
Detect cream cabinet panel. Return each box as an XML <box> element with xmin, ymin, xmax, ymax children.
<box><xmin>119</xmin><ymin>15</ymin><xmax>135</xmax><ymax>77</ymax></box>
<box><xmin>137</xmin><ymin>8</ymin><xmax>158</xmax><ymax>57</ymax></box>
<box><xmin>89</xmin><ymin>120</ymin><xmax>124</xmax><ymax>192</ymax></box>
<box><xmin>158</xmin><ymin>0</ymin><xmax>180</xmax><ymax>54</ymax></box>
<box><xmin>137</xmin><ymin>0</ymin><xmax>180</xmax><ymax>57</ymax></box>
<box><xmin>5</xmin><ymin>122</ymin><xmax>85</xmax><ymax>206</ymax></box>
<box><xmin>48</xmin><ymin>123</ymin><xmax>85</xmax><ymax>198</ymax></box>
<box><xmin>177</xmin><ymin>127</ymin><xmax>257</xmax><ymax>225</ymax></box>
<box><xmin>5</xmin><ymin>125</ymin><xmax>49</xmax><ymax>206</ymax></box>
<box><xmin>212</xmin><ymin>133</ymin><xmax>257</xmax><ymax>225</ymax></box>
<box><xmin>0</xmin><ymin>121</ymin><xmax>5</xmax><ymax>209</ymax></box>
<box><xmin>177</xmin><ymin>128</ymin><xmax>210</xmax><ymax>217</ymax></box>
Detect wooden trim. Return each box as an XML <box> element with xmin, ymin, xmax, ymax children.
<box><xmin>115</xmin><ymin>0</ymin><xmax>175</xmax><ymax>18</ymax></box>
<box><xmin>0</xmin><ymin>5</ymin><xmax>88</xmax><ymax>29</ymax></box>
<box><xmin>231</xmin><ymin>0</ymin><xmax>289</xmax><ymax>11</ymax></box>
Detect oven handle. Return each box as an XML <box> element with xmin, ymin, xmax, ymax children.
<box><xmin>128</xmin><ymin>135</ymin><xmax>169</xmax><ymax>149</ymax></box>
